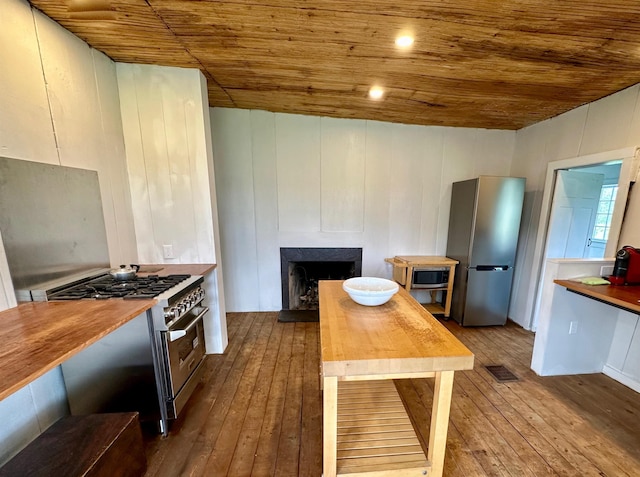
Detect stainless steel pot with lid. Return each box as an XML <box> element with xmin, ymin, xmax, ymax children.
<box><xmin>110</xmin><ymin>264</ymin><xmax>140</xmax><ymax>281</ymax></box>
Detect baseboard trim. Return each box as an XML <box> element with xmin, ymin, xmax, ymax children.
<box><xmin>602</xmin><ymin>365</ymin><xmax>640</xmax><ymax>393</ymax></box>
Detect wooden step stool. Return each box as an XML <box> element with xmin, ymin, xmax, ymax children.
<box><xmin>0</xmin><ymin>413</ymin><xmax>146</xmax><ymax>477</ymax></box>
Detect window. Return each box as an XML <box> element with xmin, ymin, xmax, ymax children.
<box><xmin>593</xmin><ymin>184</ymin><xmax>618</xmax><ymax>241</ymax></box>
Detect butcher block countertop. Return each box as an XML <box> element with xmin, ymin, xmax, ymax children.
<box><xmin>319</xmin><ymin>281</ymin><xmax>474</xmax><ymax>377</ymax></box>
<box><xmin>319</xmin><ymin>281</ymin><xmax>474</xmax><ymax>477</ymax></box>
<box><xmin>0</xmin><ymin>300</ymin><xmax>155</xmax><ymax>401</ymax></box>
<box><xmin>0</xmin><ymin>263</ymin><xmax>216</xmax><ymax>401</ymax></box>
<box><xmin>554</xmin><ymin>279</ymin><xmax>640</xmax><ymax>314</ymax></box>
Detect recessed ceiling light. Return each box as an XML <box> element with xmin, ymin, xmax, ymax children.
<box><xmin>395</xmin><ymin>35</ymin><xmax>414</xmax><ymax>48</ymax></box>
<box><xmin>369</xmin><ymin>87</ymin><xmax>384</xmax><ymax>100</ymax></box>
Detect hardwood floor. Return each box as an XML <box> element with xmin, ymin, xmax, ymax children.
<box><xmin>143</xmin><ymin>312</ymin><xmax>640</xmax><ymax>476</ymax></box>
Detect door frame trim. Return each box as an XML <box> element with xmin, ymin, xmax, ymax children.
<box><xmin>526</xmin><ymin>146</ymin><xmax>640</xmax><ymax>330</ymax></box>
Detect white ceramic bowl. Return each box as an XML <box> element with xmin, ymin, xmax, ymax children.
<box><xmin>342</xmin><ymin>277</ymin><xmax>399</xmax><ymax>306</ymax></box>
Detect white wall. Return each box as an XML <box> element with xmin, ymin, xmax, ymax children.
<box><xmin>531</xmin><ymin>258</ymin><xmax>617</xmax><ymax>375</ymax></box>
<box><xmin>510</xmin><ymin>84</ymin><xmax>640</xmax><ymax>330</ymax></box>
<box><xmin>532</xmin><ymin>258</ymin><xmax>640</xmax><ymax>393</ymax></box>
<box><xmin>117</xmin><ymin>64</ymin><xmax>218</xmax><ymax>265</ymax></box>
<box><xmin>116</xmin><ymin>63</ymin><xmax>227</xmax><ymax>352</ymax></box>
<box><xmin>0</xmin><ymin>1</ymin><xmax>138</xmax><ymax>269</ymax></box>
<box><xmin>0</xmin><ymin>0</ymin><xmax>137</xmax><ymax>465</ymax></box>
<box><xmin>210</xmin><ymin>108</ymin><xmax>516</xmax><ymax>312</ymax></box>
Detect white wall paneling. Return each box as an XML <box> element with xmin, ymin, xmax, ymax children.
<box><xmin>0</xmin><ymin>386</ymin><xmax>42</xmax><ymax>466</ymax></box>
<box><xmin>607</xmin><ymin>311</ymin><xmax>638</xmax><ymax>372</ymax></box>
<box><xmin>418</xmin><ymin>127</ymin><xmax>445</xmax><ymax>256</ymax></box>
<box><xmin>26</xmin><ymin>367</ymin><xmax>69</xmax><ymax>438</ymax></box>
<box><xmin>34</xmin><ymin>11</ymin><xmax>103</xmax><ymax>168</ymax></box>
<box><xmin>212</xmin><ymin>109</ymin><xmax>517</xmax><ymax>312</ymax></box>
<box><xmin>189</xmin><ymin>74</ymin><xmax>219</xmax><ymax>265</ymax></box>
<box><xmin>0</xmin><ymin>0</ymin><xmax>57</xmax><ymax>163</ymax></box>
<box><xmin>276</xmin><ymin>114</ymin><xmax>322</xmax><ymax>233</ymax></box>
<box><xmin>211</xmin><ymin>108</ymin><xmax>260</xmax><ymax>311</ymax></box>
<box><xmin>0</xmin><ymin>366</ymin><xmax>68</xmax><ymax>466</ymax></box>
<box><xmin>92</xmin><ymin>51</ymin><xmax>139</xmax><ymax>265</ymax></box>
<box><xmin>117</xmin><ymin>63</ymin><xmax>227</xmax><ymax>352</ymax></box>
<box><xmin>579</xmin><ymin>86</ymin><xmax>640</xmax><ymax>157</ymax></box>
<box><xmin>249</xmin><ymin>111</ymin><xmax>281</xmax><ymax>310</ymax></box>
<box><xmin>621</xmin><ymin>321</ymin><xmax>640</xmax><ymax>381</ymax></box>
<box><xmin>320</xmin><ymin>118</ymin><xmax>366</xmax><ymax>233</ymax></box>
<box><xmin>531</xmin><ymin>258</ymin><xmax>616</xmax><ymax>375</ymax></box>
<box><xmin>360</xmin><ymin>121</ymin><xmax>393</xmax><ymax>278</ymax></box>
<box><xmin>200</xmin><ymin>85</ymin><xmax>227</xmax><ymax>351</ymax></box>
<box><xmin>115</xmin><ymin>65</ymin><xmax>156</xmax><ymax>262</ymax></box>
<box><xmin>387</xmin><ymin>124</ymin><xmax>432</xmax><ymax>255</ymax></box>
<box><xmin>601</xmin><ymin>293</ymin><xmax>640</xmax><ymax>392</ymax></box>
<box><xmin>543</xmin><ymin>106</ymin><xmax>588</xmax><ymax>161</ymax></box>
<box><xmin>34</xmin><ymin>10</ymin><xmax>137</xmax><ymax>266</ymax></box>
<box><xmin>117</xmin><ymin>64</ymin><xmax>219</xmax><ymax>265</ymax></box>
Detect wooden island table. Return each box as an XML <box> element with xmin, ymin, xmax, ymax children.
<box><xmin>319</xmin><ymin>281</ymin><xmax>474</xmax><ymax>477</ymax></box>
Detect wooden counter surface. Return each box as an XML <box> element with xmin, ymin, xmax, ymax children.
<box><xmin>386</xmin><ymin>255</ymin><xmax>459</xmax><ymax>267</ymax></box>
<box><xmin>0</xmin><ymin>300</ymin><xmax>156</xmax><ymax>401</ymax></box>
<box><xmin>0</xmin><ymin>263</ymin><xmax>216</xmax><ymax>402</ymax></box>
<box><xmin>554</xmin><ymin>279</ymin><xmax>640</xmax><ymax>314</ymax></box>
<box><xmin>137</xmin><ymin>263</ymin><xmax>216</xmax><ymax>276</ymax></box>
<box><xmin>319</xmin><ymin>280</ymin><xmax>474</xmax><ymax>377</ymax></box>
<box><xmin>319</xmin><ymin>280</ymin><xmax>473</xmax><ymax>477</ymax></box>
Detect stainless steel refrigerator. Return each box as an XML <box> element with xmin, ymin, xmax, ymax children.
<box><xmin>446</xmin><ymin>176</ymin><xmax>525</xmax><ymax>326</ymax></box>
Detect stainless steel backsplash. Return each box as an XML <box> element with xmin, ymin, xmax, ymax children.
<box><xmin>0</xmin><ymin>157</ymin><xmax>110</xmax><ymax>292</ymax></box>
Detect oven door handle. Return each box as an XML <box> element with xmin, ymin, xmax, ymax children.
<box><xmin>168</xmin><ymin>306</ymin><xmax>209</xmax><ymax>342</ymax></box>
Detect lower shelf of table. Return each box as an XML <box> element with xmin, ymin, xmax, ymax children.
<box><xmin>422</xmin><ymin>302</ymin><xmax>445</xmax><ymax>316</ymax></box>
<box><xmin>336</xmin><ymin>380</ymin><xmax>430</xmax><ymax>476</ymax></box>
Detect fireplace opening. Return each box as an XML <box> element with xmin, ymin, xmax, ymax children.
<box><xmin>280</xmin><ymin>248</ymin><xmax>362</xmax><ymax>322</ymax></box>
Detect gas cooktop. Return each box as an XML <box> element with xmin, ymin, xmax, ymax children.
<box><xmin>48</xmin><ymin>274</ymin><xmax>191</xmax><ymax>300</ymax></box>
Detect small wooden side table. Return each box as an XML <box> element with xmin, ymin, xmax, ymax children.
<box><xmin>385</xmin><ymin>256</ymin><xmax>458</xmax><ymax>318</ymax></box>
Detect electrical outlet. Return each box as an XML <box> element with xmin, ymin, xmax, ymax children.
<box><xmin>163</xmin><ymin>244</ymin><xmax>174</xmax><ymax>259</ymax></box>
<box><xmin>569</xmin><ymin>321</ymin><xmax>578</xmax><ymax>335</ymax></box>
<box><xmin>600</xmin><ymin>265</ymin><xmax>614</xmax><ymax>277</ymax></box>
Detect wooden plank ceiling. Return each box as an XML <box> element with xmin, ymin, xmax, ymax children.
<box><xmin>27</xmin><ymin>0</ymin><xmax>640</xmax><ymax>129</ymax></box>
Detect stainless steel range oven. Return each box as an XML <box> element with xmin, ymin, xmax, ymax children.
<box><xmin>149</xmin><ymin>277</ymin><xmax>208</xmax><ymax>427</ymax></box>
<box><xmin>30</xmin><ymin>271</ymin><xmax>208</xmax><ymax>435</ymax></box>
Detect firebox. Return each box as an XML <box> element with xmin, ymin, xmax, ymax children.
<box><xmin>279</xmin><ymin>248</ymin><xmax>362</xmax><ymax>321</ymax></box>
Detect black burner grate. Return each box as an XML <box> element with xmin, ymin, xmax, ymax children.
<box><xmin>48</xmin><ymin>274</ymin><xmax>191</xmax><ymax>300</ymax></box>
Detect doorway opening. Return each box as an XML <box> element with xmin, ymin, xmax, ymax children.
<box><xmin>546</xmin><ymin>162</ymin><xmax>622</xmax><ymax>261</ymax></box>
<box><xmin>524</xmin><ymin>146</ymin><xmax>639</xmax><ymax>331</ymax></box>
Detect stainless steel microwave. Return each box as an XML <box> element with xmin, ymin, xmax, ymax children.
<box><xmin>412</xmin><ymin>267</ymin><xmax>449</xmax><ymax>288</ymax></box>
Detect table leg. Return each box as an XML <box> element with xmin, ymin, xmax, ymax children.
<box><xmin>323</xmin><ymin>376</ymin><xmax>338</xmax><ymax>477</ymax></box>
<box><xmin>428</xmin><ymin>370</ymin><xmax>454</xmax><ymax>477</ymax></box>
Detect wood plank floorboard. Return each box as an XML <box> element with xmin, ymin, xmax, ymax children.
<box><xmin>143</xmin><ymin>314</ymin><xmax>640</xmax><ymax>476</ymax></box>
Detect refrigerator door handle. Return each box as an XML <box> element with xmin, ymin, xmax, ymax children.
<box><xmin>475</xmin><ymin>265</ymin><xmax>509</xmax><ymax>271</ymax></box>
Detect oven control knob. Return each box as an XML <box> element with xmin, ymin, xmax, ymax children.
<box><xmin>164</xmin><ymin>308</ymin><xmax>176</xmax><ymax>320</ymax></box>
